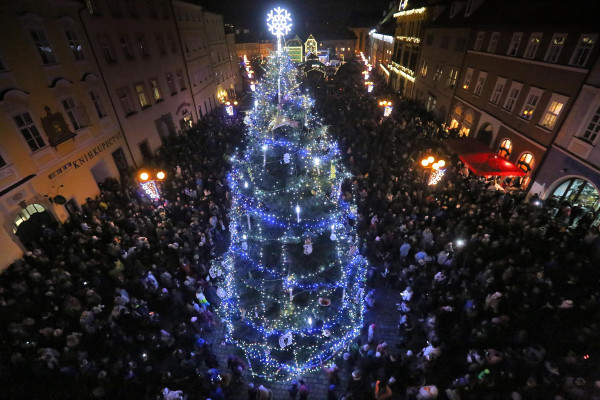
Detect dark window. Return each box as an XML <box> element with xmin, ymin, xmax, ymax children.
<box><xmin>14</xmin><ymin>112</ymin><xmax>46</xmax><ymax>151</ymax></box>
<box><xmin>454</xmin><ymin>37</ymin><xmax>467</xmax><ymax>52</ymax></box>
<box><xmin>441</xmin><ymin>35</ymin><xmax>450</xmax><ymax>49</ymax></box>
<box><xmin>425</xmin><ymin>34</ymin><xmax>433</xmax><ymax>46</ymax></box>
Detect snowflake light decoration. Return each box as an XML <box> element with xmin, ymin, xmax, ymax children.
<box><xmin>267</xmin><ymin>7</ymin><xmax>292</xmax><ymax>38</ymax></box>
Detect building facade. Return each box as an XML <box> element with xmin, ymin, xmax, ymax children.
<box><xmin>285</xmin><ymin>36</ymin><xmax>304</xmax><ymax>63</ymax></box>
<box><xmin>81</xmin><ymin>0</ymin><xmax>195</xmax><ymax>165</ymax></box>
<box><xmin>449</xmin><ymin>0</ymin><xmax>600</xmax><ymax>187</ymax></box>
<box><xmin>172</xmin><ymin>0</ymin><xmax>217</xmax><ymax>120</ymax></box>
<box><xmin>234</xmin><ymin>33</ymin><xmax>274</xmax><ymax>62</ymax></box>
<box><xmin>412</xmin><ymin>4</ymin><xmax>471</xmax><ymax>122</ymax></box>
<box><xmin>0</xmin><ymin>0</ymin><xmax>130</xmax><ymax>267</ymax></box>
<box><xmin>204</xmin><ymin>11</ymin><xmax>237</xmax><ymax>104</ymax></box>
<box><xmin>531</xmin><ymin>56</ymin><xmax>600</xmax><ymax>225</ymax></box>
<box><xmin>390</xmin><ymin>2</ymin><xmax>430</xmax><ymax>96</ymax></box>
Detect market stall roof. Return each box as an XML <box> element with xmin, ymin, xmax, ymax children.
<box><xmin>459</xmin><ymin>153</ymin><xmax>526</xmax><ymax>177</ymax></box>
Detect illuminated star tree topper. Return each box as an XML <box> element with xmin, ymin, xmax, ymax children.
<box><xmin>267</xmin><ymin>7</ymin><xmax>292</xmax><ymax>52</ymax></box>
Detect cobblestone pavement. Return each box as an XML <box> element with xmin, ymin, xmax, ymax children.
<box><xmin>205</xmin><ymin>279</ymin><xmax>402</xmax><ymax>400</ymax></box>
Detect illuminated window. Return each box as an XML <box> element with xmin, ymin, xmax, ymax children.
<box><xmin>524</xmin><ymin>32</ymin><xmax>542</xmax><ymax>59</ymax></box>
<box><xmin>489</xmin><ymin>77</ymin><xmax>506</xmax><ymax>105</ymax></box>
<box><xmin>447</xmin><ymin>68</ymin><xmax>458</xmax><ymax>88</ymax></box>
<box><xmin>540</xmin><ymin>95</ymin><xmax>567</xmax><ymax>130</ymax></box>
<box><xmin>420</xmin><ymin>59</ymin><xmax>428</xmax><ymax>76</ymax></box>
<box><xmin>135</xmin><ymin>83</ymin><xmax>149</xmax><ymax>107</ymax></box>
<box><xmin>503</xmin><ymin>81</ymin><xmax>522</xmax><ymax>112</ymax></box>
<box><xmin>516</xmin><ymin>152</ymin><xmax>534</xmax><ymax>175</ymax></box>
<box><xmin>14</xmin><ymin>112</ymin><xmax>46</xmax><ymax>151</ymax></box>
<box><xmin>507</xmin><ymin>32</ymin><xmax>522</xmax><ymax>56</ymax></box>
<box><xmin>520</xmin><ymin>88</ymin><xmax>543</xmax><ymax>120</ymax></box>
<box><xmin>570</xmin><ymin>34</ymin><xmax>597</xmax><ymax>67</ymax></box>
<box><xmin>487</xmin><ymin>32</ymin><xmax>499</xmax><ymax>53</ymax></box>
<box><xmin>497</xmin><ymin>138</ymin><xmax>512</xmax><ymax>159</ymax></box>
<box><xmin>89</xmin><ymin>89</ymin><xmax>107</xmax><ymax>118</ymax></box>
<box><xmin>449</xmin><ymin>119</ymin><xmax>459</xmax><ymax>129</ymax></box>
<box><xmin>65</xmin><ymin>29</ymin><xmax>84</xmax><ymax>60</ymax></box>
<box><xmin>62</xmin><ymin>97</ymin><xmax>81</xmax><ymax>130</ymax></box>
<box><xmin>545</xmin><ymin>33</ymin><xmax>567</xmax><ymax>63</ymax></box>
<box><xmin>581</xmin><ymin>105</ymin><xmax>600</xmax><ymax>143</ymax></box>
<box><xmin>474</xmin><ymin>31</ymin><xmax>484</xmax><ymax>51</ymax></box>
<box><xmin>13</xmin><ymin>204</ymin><xmax>47</xmax><ymax>234</ymax></box>
<box><xmin>433</xmin><ymin>64</ymin><xmax>443</xmax><ymax>82</ymax></box>
<box><xmin>426</xmin><ymin>94</ymin><xmax>437</xmax><ymax>112</ymax></box>
<box><xmin>30</xmin><ymin>28</ymin><xmax>57</xmax><ymax>65</ymax></box>
<box><xmin>149</xmin><ymin>79</ymin><xmax>162</xmax><ymax>102</ymax></box>
<box><xmin>473</xmin><ymin>71</ymin><xmax>487</xmax><ymax>96</ymax></box>
<box><xmin>462</xmin><ymin>67</ymin><xmax>473</xmax><ymax>90</ymax></box>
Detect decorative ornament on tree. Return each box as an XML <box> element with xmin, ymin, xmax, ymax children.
<box><xmin>269</xmin><ymin>114</ymin><xmax>299</xmax><ymax>131</ymax></box>
<box><xmin>283</xmin><ymin>153</ymin><xmax>291</xmax><ymax>164</ymax></box>
<box><xmin>330</xmin><ymin>225</ymin><xmax>337</xmax><ymax>241</ymax></box>
<box><xmin>303</xmin><ymin>238</ymin><xmax>313</xmax><ymax>255</ymax></box>
<box><xmin>241</xmin><ymin>234</ymin><xmax>248</xmax><ymax>251</ymax></box>
<box><xmin>330</xmin><ymin>163</ymin><xmax>336</xmax><ymax>180</ymax></box>
<box><xmin>279</xmin><ymin>332</ymin><xmax>293</xmax><ymax>349</ymax></box>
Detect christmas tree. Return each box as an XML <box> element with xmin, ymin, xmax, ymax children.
<box><xmin>211</xmin><ymin>8</ymin><xmax>368</xmax><ymax>379</ymax></box>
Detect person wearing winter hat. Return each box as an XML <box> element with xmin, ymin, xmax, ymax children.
<box><xmin>288</xmin><ymin>380</ymin><xmax>299</xmax><ymax>400</ymax></box>
<box><xmin>327</xmin><ymin>384</ymin><xmax>338</xmax><ymax>400</ymax></box>
<box><xmin>375</xmin><ymin>379</ymin><xmax>392</xmax><ymax>400</ymax></box>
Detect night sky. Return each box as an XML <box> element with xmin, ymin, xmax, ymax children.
<box><xmin>201</xmin><ymin>0</ymin><xmax>392</xmax><ymax>32</ymax></box>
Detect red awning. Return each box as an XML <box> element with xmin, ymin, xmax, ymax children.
<box><xmin>459</xmin><ymin>153</ymin><xmax>526</xmax><ymax>177</ymax></box>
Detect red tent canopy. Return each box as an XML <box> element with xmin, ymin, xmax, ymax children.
<box><xmin>459</xmin><ymin>153</ymin><xmax>526</xmax><ymax>177</ymax></box>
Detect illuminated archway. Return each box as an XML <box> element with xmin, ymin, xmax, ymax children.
<box><xmin>13</xmin><ymin>203</ymin><xmax>56</xmax><ymax>245</ymax></box>
<box><xmin>547</xmin><ymin>177</ymin><xmax>600</xmax><ymax>226</ymax></box>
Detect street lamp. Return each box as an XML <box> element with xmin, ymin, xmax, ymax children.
<box><xmin>138</xmin><ymin>169</ymin><xmax>166</xmax><ymax>199</ymax></box>
<box><xmin>378</xmin><ymin>100</ymin><xmax>393</xmax><ymax>117</ymax></box>
<box><xmin>364</xmin><ymin>81</ymin><xmax>374</xmax><ymax>92</ymax></box>
<box><xmin>421</xmin><ymin>156</ymin><xmax>446</xmax><ymax>186</ymax></box>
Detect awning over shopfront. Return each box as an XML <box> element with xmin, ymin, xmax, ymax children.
<box><xmin>459</xmin><ymin>152</ymin><xmax>526</xmax><ymax>177</ymax></box>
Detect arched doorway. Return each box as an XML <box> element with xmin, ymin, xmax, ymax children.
<box><xmin>477</xmin><ymin>123</ymin><xmax>493</xmax><ymax>146</ymax></box>
<box><xmin>497</xmin><ymin>138</ymin><xmax>512</xmax><ymax>159</ymax></box>
<box><xmin>13</xmin><ymin>204</ymin><xmax>56</xmax><ymax>246</ymax></box>
<box><xmin>548</xmin><ymin>178</ymin><xmax>600</xmax><ymax>227</ymax></box>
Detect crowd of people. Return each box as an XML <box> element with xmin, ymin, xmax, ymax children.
<box><xmin>0</xmin><ymin>114</ymin><xmax>247</xmax><ymax>399</ymax></box>
<box><xmin>308</xmin><ymin>61</ymin><xmax>600</xmax><ymax>399</ymax></box>
<box><xmin>1</xmin><ymin>58</ymin><xmax>600</xmax><ymax>400</ymax></box>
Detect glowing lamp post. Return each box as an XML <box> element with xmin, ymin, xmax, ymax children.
<box><xmin>267</xmin><ymin>7</ymin><xmax>292</xmax><ymax>104</ymax></box>
<box><xmin>364</xmin><ymin>81</ymin><xmax>374</xmax><ymax>93</ymax></box>
<box><xmin>139</xmin><ymin>169</ymin><xmax>167</xmax><ymax>199</ymax></box>
<box><xmin>225</xmin><ymin>100</ymin><xmax>238</xmax><ymax>117</ymax></box>
<box><xmin>421</xmin><ymin>156</ymin><xmax>446</xmax><ymax>186</ymax></box>
<box><xmin>379</xmin><ymin>100</ymin><xmax>393</xmax><ymax>117</ymax></box>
